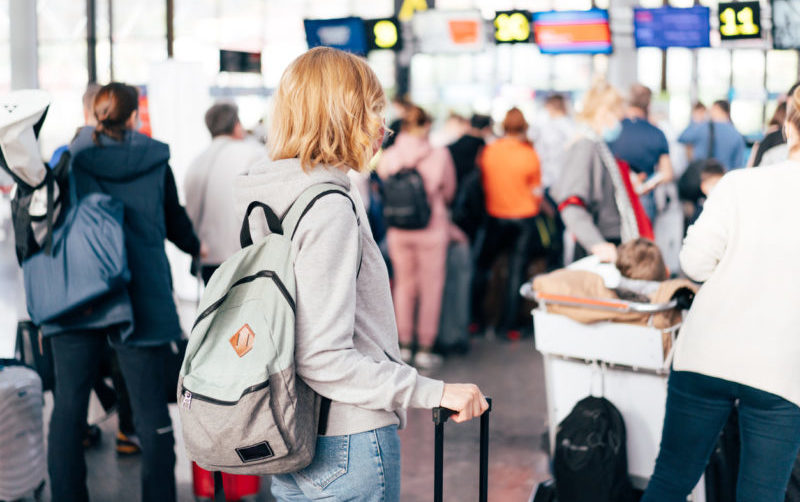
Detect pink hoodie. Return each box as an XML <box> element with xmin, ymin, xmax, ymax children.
<box><xmin>377</xmin><ymin>133</ymin><xmax>456</xmax><ymax>244</ymax></box>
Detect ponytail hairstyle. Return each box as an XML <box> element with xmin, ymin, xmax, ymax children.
<box><xmin>92</xmin><ymin>83</ymin><xmax>139</xmax><ymax>145</ymax></box>
<box><xmin>786</xmin><ymin>85</ymin><xmax>800</xmax><ymax>154</ymax></box>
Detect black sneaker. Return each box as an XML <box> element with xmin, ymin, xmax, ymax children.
<box><xmin>82</xmin><ymin>424</ymin><xmax>102</xmax><ymax>449</ymax></box>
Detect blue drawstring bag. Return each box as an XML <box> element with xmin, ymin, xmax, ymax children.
<box><xmin>22</xmin><ymin>191</ymin><xmax>130</xmax><ymax>325</ymax></box>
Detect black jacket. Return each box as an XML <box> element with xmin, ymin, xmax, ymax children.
<box><xmin>70</xmin><ymin>127</ymin><xmax>199</xmax><ymax>346</ymax></box>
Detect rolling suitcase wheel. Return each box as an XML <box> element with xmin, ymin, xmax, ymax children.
<box><xmin>432</xmin><ymin>397</ymin><xmax>492</xmax><ymax>502</ymax></box>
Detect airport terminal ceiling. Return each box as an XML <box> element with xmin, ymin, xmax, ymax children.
<box><xmin>1</xmin><ymin>0</ymin><xmax>798</xmax><ymax>160</ymax></box>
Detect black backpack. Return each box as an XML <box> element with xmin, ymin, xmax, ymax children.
<box><xmin>382</xmin><ymin>167</ymin><xmax>431</xmax><ymax>230</ymax></box>
<box><xmin>554</xmin><ymin>396</ymin><xmax>634</xmax><ymax>502</ymax></box>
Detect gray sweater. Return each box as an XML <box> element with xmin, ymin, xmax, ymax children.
<box><xmin>551</xmin><ymin>136</ymin><xmax>622</xmax><ymax>249</ymax></box>
<box><xmin>234</xmin><ymin>158</ymin><xmax>444</xmax><ymax>436</ymax></box>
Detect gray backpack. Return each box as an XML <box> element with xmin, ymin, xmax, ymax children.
<box><xmin>177</xmin><ymin>183</ymin><xmax>359</xmax><ymax>475</ymax></box>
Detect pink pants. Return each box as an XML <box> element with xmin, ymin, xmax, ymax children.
<box><xmin>387</xmin><ymin>232</ymin><xmax>448</xmax><ymax>349</ymax></box>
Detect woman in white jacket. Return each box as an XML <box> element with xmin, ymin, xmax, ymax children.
<box><xmin>643</xmin><ymin>87</ymin><xmax>800</xmax><ymax>501</ymax></box>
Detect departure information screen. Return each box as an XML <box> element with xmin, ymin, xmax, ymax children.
<box><xmin>772</xmin><ymin>0</ymin><xmax>800</xmax><ymax>49</ymax></box>
<box><xmin>304</xmin><ymin>17</ymin><xmax>368</xmax><ymax>55</ymax></box>
<box><xmin>532</xmin><ymin>10</ymin><xmax>612</xmax><ymax>55</ymax></box>
<box><xmin>634</xmin><ymin>7</ymin><xmax>711</xmax><ymax>48</ymax></box>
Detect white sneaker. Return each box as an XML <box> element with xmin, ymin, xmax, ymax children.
<box><xmin>414</xmin><ymin>351</ymin><xmax>443</xmax><ymax>370</ymax></box>
<box><xmin>400</xmin><ymin>347</ymin><xmax>413</xmax><ymax>364</ymax></box>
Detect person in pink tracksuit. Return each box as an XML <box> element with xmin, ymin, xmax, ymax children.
<box><xmin>378</xmin><ymin>105</ymin><xmax>456</xmax><ymax>369</ymax></box>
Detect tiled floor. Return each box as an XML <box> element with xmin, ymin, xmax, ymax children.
<box><xmin>33</xmin><ymin>337</ymin><xmax>550</xmax><ymax>502</ymax></box>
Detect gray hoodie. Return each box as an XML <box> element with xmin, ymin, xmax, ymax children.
<box><xmin>234</xmin><ymin>158</ymin><xmax>444</xmax><ymax>436</ymax></box>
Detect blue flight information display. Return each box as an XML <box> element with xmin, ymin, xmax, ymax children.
<box><xmin>634</xmin><ymin>6</ymin><xmax>711</xmax><ymax>49</ymax></box>
<box><xmin>304</xmin><ymin>17</ymin><xmax>368</xmax><ymax>56</ymax></box>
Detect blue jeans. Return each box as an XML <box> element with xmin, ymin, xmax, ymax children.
<box><xmin>271</xmin><ymin>425</ymin><xmax>401</xmax><ymax>501</ymax></box>
<box><xmin>643</xmin><ymin>371</ymin><xmax>800</xmax><ymax>502</ymax></box>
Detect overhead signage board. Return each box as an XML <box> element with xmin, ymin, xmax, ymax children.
<box><xmin>494</xmin><ymin>10</ymin><xmax>532</xmax><ymax>44</ymax></box>
<box><xmin>219</xmin><ymin>49</ymin><xmax>262</xmax><ymax>73</ymax></box>
<box><xmin>304</xmin><ymin>17</ymin><xmax>368</xmax><ymax>55</ymax></box>
<box><xmin>413</xmin><ymin>10</ymin><xmax>486</xmax><ymax>54</ymax></box>
<box><xmin>634</xmin><ymin>7</ymin><xmax>711</xmax><ymax>49</ymax></box>
<box><xmin>718</xmin><ymin>1</ymin><xmax>761</xmax><ymax>41</ymax></box>
<box><xmin>397</xmin><ymin>0</ymin><xmax>429</xmax><ymax>23</ymax></box>
<box><xmin>772</xmin><ymin>0</ymin><xmax>800</xmax><ymax>50</ymax></box>
<box><xmin>532</xmin><ymin>10</ymin><xmax>612</xmax><ymax>55</ymax></box>
<box><xmin>365</xmin><ymin>17</ymin><xmax>403</xmax><ymax>52</ymax></box>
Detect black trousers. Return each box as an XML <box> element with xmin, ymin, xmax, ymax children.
<box><xmin>48</xmin><ymin>331</ymin><xmax>176</xmax><ymax>502</ymax></box>
<box><xmin>470</xmin><ymin>216</ymin><xmax>538</xmax><ymax>332</ymax></box>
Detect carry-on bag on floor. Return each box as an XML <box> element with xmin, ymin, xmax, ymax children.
<box><xmin>192</xmin><ymin>462</ymin><xmax>260</xmax><ymax>502</ymax></box>
<box><xmin>553</xmin><ymin>396</ymin><xmax>634</xmax><ymax>502</ymax></box>
<box><xmin>433</xmin><ymin>397</ymin><xmax>492</xmax><ymax>502</ymax></box>
<box><xmin>0</xmin><ymin>359</ymin><xmax>46</xmax><ymax>501</ymax></box>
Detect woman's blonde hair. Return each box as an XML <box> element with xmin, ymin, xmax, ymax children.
<box><xmin>577</xmin><ymin>79</ymin><xmax>624</xmax><ymax>125</ymax></box>
<box><xmin>786</xmin><ymin>86</ymin><xmax>800</xmax><ymax>153</ymax></box>
<box><xmin>269</xmin><ymin>47</ymin><xmax>386</xmax><ymax>172</ymax></box>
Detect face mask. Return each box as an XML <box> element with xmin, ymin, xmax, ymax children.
<box><xmin>602</xmin><ymin>121</ymin><xmax>623</xmax><ymax>143</ymax></box>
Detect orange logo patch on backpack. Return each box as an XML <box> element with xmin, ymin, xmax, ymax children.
<box><xmin>230</xmin><ymin>324</ymin><xmax>255</xmax><ymax>357</ymax></box>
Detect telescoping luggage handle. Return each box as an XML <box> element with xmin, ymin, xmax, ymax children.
<box><xmin>433</xmin><ymin>397</ymin><xmax>492</xmax><ymax>502</ymax></box>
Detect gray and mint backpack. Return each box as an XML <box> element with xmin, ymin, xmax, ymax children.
<box><xmin>177</xmin><ymin>183</ymin><xmax>359</xmax><ymax>475</ymax></box>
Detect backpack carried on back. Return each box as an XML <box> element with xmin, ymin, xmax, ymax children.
<box><xmin>554</xmin><ymin>396</ymin><xmax>634</xmax><ymax>502</ymax></box>
<box><xmin>382</xmin><ymin>167</ymin><xmax>431</xmax><ymax>230</ymax></box>
<box><xmin>178</xmin><ymin>183</ymin><xmax>359</xmax><ymax>476</ymax></box>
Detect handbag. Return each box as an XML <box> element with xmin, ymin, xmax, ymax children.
<box><xmin>22</xmin><ymin>178</ymin><xmax>130</xmax><ymax>325</ymax></box>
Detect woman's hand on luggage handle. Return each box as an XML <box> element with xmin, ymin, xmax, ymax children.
<box><xmin>440</xmin><ymin>384</ymin><xmax>489</xmax><ymax>423</ymax></box>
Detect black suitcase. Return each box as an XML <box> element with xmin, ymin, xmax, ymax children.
<box><xmin>432</xmin><ymin>397</ymin><xmax>492</xmax><ymax>502</ymax></box>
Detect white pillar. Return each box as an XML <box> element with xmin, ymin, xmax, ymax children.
<box><xmin>607</xmin><ymin>0</ymin><xmax>637</xmax><ymax>90</ymax></box>
<box><xmin>9</xmin><ymin>0</ymin><xmax>39</xmax><ymax>89</ymax></box>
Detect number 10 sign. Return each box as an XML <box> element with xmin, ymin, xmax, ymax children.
<box><xmin>718</xmin><ymin>1</ymin><xmax>762</xmax><ymax>41</ymax></box>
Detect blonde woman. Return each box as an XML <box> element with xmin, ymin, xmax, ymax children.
<box><xmin>551</xmin><ymin>80</ymin><xmax>653</xmax><ymax>264</ymax></box>
<box><xmin>235</xmin><ymin>47</ymin><xmax>488</xmax><ymax>501</ymax></box>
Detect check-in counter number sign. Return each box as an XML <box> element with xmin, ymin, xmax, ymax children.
<box><xmin>373</xmin><ymin>20</ymin><xmax>398</xmax><ymax>49</ymax></box>
<box><xmin>719</xmin><ymin>3</ymin><xmax>760</xmax><ymax>39</ymax></box>
<box><xmin>495</xmin><ymin>12</ymin><xmax>531</xmax><ymax>43</ymax></box>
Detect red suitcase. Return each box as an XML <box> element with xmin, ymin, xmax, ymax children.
<box><xmin>191</xmin><ymin>462</ymin><xmax>260</xmax><ymax>501</ymax></box>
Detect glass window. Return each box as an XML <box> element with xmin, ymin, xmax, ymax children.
<box><xmin>111</xmin><ymin>0</ymin><xmax>167</xmax><ymax>83</ymax></box>
<box><xmin>731</xmin><ymin>49</ymin><xmax>765</xmax><ymax>92</ymax></box>
<box><xmin>37</xmin><ymin>0</ymin><xmax>88</xmax><ymax>160</ymax></box>
<box><xmin>766</xmin><ymin>50</ymin><xmax>799</xmax><ymax>96</ymax></box>
<box><xmin>696</xmin><ymin>48</ymin><xmax>730</xmax><ymax>105</ymax></box>
<box><xmin>730</xmin><ymin>49</ymin><xmax>767</xmax><ymax>136</ymax></box>
<box><xmin>637</xmin><ymin>48</ymin><xmax>662</xmax><ymax>93</ymax></box>
<box><xmin>0</xmin><ymin>0</ymin><xmax>9</xmax><ymax>94</ymax></box>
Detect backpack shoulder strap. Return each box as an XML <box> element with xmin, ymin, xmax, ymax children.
<box><xmin>282</xmin><ymin>183</ymin><xmax>363</xmax><ymax>271</ymax></box>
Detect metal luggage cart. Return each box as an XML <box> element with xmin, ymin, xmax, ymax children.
<box><xmin>521</xmin><ymin>283</ymin><xmax>705</xmax><ymax>501</ymax></box>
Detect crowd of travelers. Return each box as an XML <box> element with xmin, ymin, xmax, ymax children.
<box><xmin>8</xmin><ymin>45</ymin><xmax>800</xmax><ymax>501</ymax></box>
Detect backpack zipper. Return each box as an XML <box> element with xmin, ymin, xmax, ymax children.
<box><xmin>192</xmin><ymin>270</ymin><xmax>295</xmax><ymax>330</ymax></box>
<box><xmin>181</xmin><ymin>380</ymin><xmax>270</xmax><ymax>409</ymax></box>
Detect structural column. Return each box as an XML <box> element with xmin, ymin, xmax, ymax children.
<box><xmin>606</xmin><ymin>0</ymin><xmax>638</xmax><ymax>91</ymax></box>
<box><xmin>9</xmin><ymin>0</ymin><xmax>38</xmax><ymax>89</ymax></box>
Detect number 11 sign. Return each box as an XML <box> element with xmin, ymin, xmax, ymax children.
<box><xmin>718</xmin><ymin>1</ymin><xmax>762</xmax><ymax>41</ymax></box>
